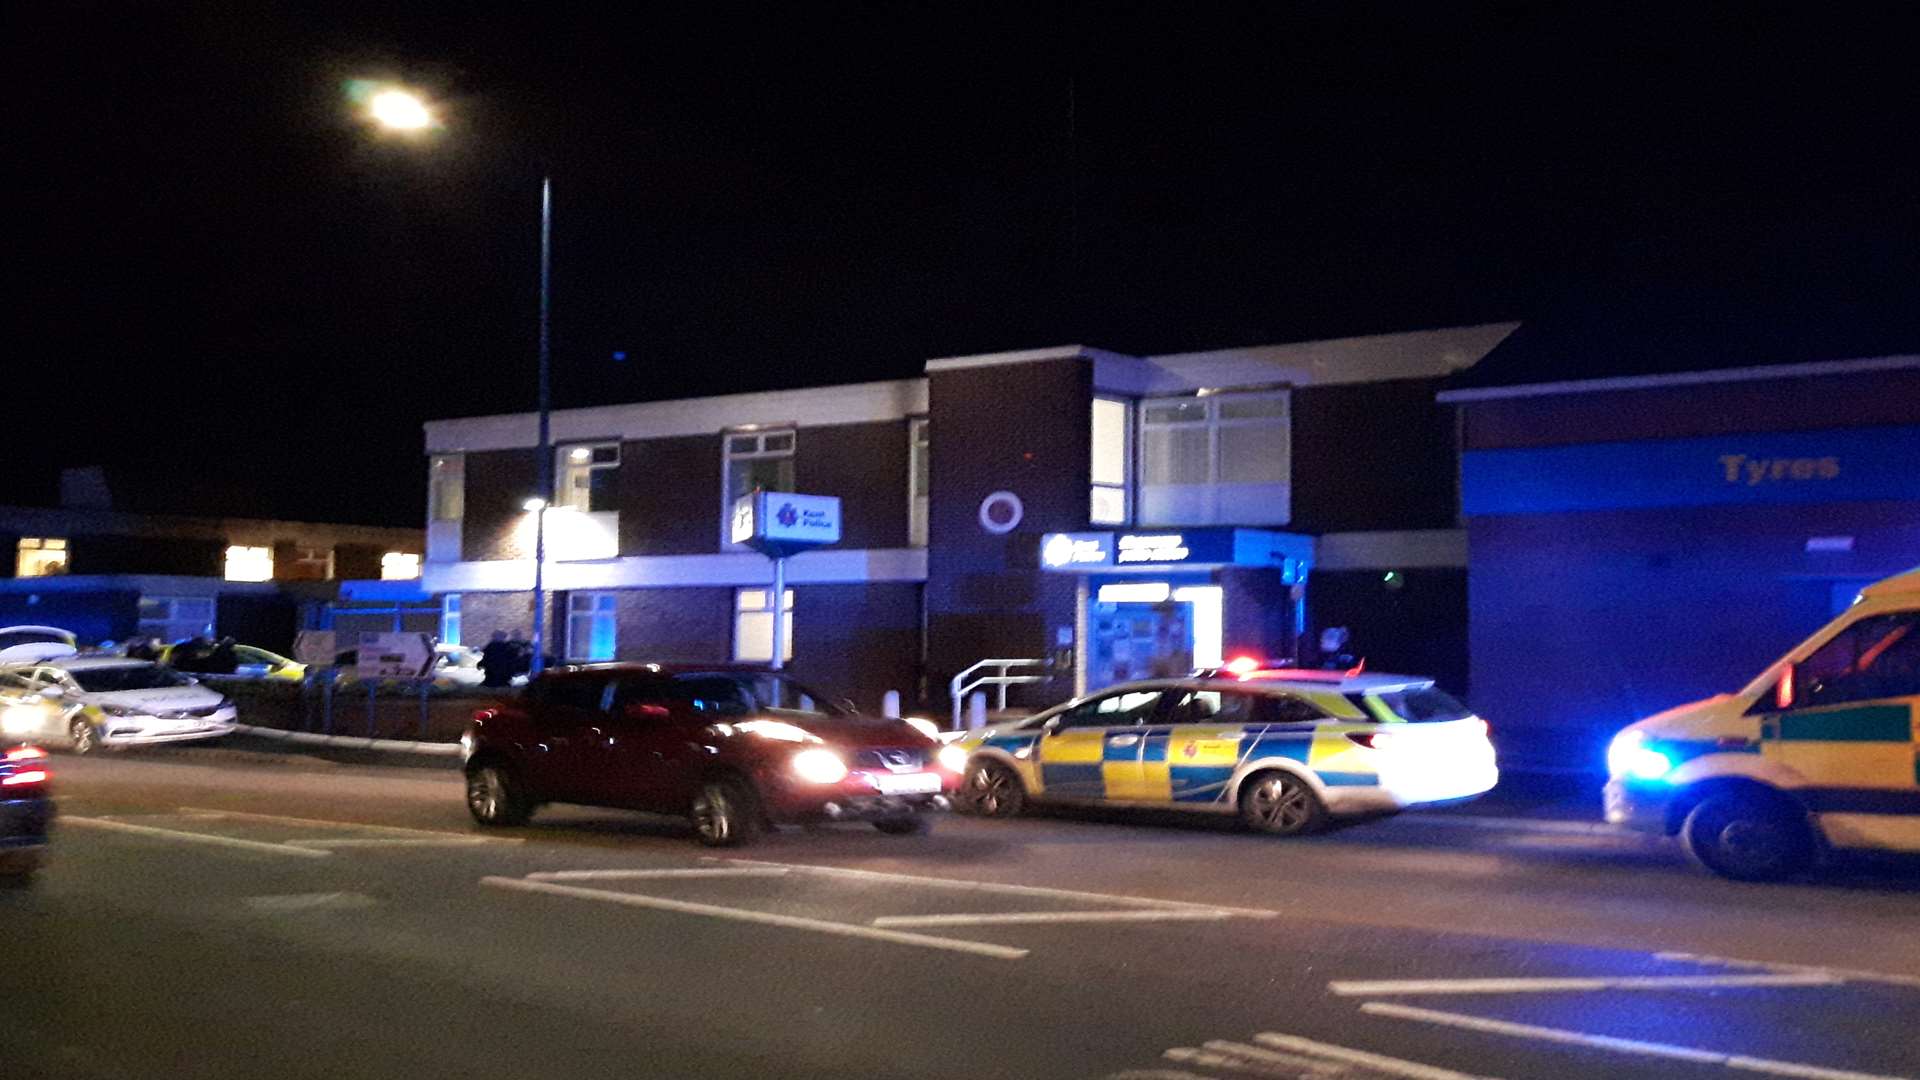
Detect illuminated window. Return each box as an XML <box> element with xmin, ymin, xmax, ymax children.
<box><xmin>1091</xmin><ymin>398</ymin><xmax>1130</xmax><ymax>524</ymax></box>
<box><xmin>556</xmin><ymin>442</ymin><xmax>620</xmax><ymax>512</ymax></box>
<box><xmin>733</xmin><ymin>587</ymin><xmax>793</xmax><ymax>663</ymax></box>
<box><xmin>566</xmin><ymin>592</ymin><xmax>617</xmax><ymax>661</ymax></box>
<box><xmin>380</xmin><ymin>552</ymin><xmax>421</xmax><ymax>580</ymax></box>
<box><xmin>722</xmin><ymin>428</ymin><xmax>796</xmax><ymax>549</ymax></box>
<box><xmin>429</xmin><ymin>454</ymin><xmax>465</xmax><ymax>522</ymax></box>
<box><xmin>223</xmin><ymin>545</ymin><xmax>273</xmax><ymax>582</ymax></box>
<box><xmin>1139</xmin><ymin>390</ymin><xmax>1290</xmax><ymax>526</ymax></box>
<box><xmin>138</xmin><ymin>596</ymin><xmax>214</xmax><ymax>643</ymax></box>
<box><xmin>908</xmin><ymin>418</ymin><xmax>930</xmax><ymax>547</ymax></box>
<box><xmin>15</xmin><ymin>538</ymin><xmax>68</xmax><ymax>578</ymax></box>
<box><xmin>441</xmin><ymin>594</ymin><xmax>462</xmax><ymax>646</ymax></box>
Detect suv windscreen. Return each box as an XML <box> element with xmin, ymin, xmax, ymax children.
<box><xmin>69</xmin><ymin>666</ymin><xmax>196</xmax><ymax>693</ymax></box>
<box><xmin>672</xmin><ymin>672</ymin><xmax>847</xmax><ymax>717</ymax></box>
<box><xmin>1363</xmin><ymin>686</ymin><xmax>1474</xmax><ymax>723</ymax></box>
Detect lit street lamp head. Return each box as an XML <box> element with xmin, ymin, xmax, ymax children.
<box><xmin>368</xmin><ymin>88</ymin><xmax>435</xmax><ymax>131</ymax></box>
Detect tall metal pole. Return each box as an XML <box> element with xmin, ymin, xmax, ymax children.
<box><xmin>768</xmin><ymin>555</ymin><xmax>786</xmax><ymax>673</ymax></box>
<box><xmin>530</xmin><ymin>176</ymin><xmax>553</xmax><ymax>676</ymax></box>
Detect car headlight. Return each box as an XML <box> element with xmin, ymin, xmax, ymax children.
<box><xmin>791</xmin><ymin>748</ymin><xmax>849</xmax><ymax>784</ymax></box>
<box><xmin>1607</xmin><ymin>730</ymin><xmax>1673</xmax><ymax>781</ymax></box>
<box><xmin>2</xmin><ymin>707</ymin><xmax>41</xmax><ymax>735</ymax></box>
<box><xmin>100</xmin><ymin>703</ymin><xmax>145</xmax><ymax>718</ymax></box>
<box><xmin>936</xmin><ymin>744</ymin><xmax>970</xmax><ymax>774</ymax></box>
<box><xmin>903</xmin><ymin>717</ymin><xmax>941</xmax><ymax>740</ymax></box>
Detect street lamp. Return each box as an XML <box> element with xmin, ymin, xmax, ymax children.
<box><xmin>365</xmin><ymin>82</ymin><xmax>555</xmax><ymax>675</ymax></box>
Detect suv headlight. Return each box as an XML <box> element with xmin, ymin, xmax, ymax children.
<box><xmin>937</xmin><ymin>744</ymin><xmax>970</xmax><ymax>774</ymax></box>
<box><xmin>791</xmin><ymin>748</ymin><xmax>848</xmax><ymax>784</ymax></box>
<box><xmin>1607</xmin><ymin>730</ymin><xmax>1673</xmax><ymax>781</ymax></box>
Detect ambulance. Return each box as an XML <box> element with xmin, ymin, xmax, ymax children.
<box><xmin>1605</xmin><ymin>566</ymin><xmax>1920</xmax><ymax>879</ymax></box>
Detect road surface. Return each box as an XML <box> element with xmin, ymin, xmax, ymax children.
<box><xmin>11</xmin><ymin>752</ymin><xmax>1919</xmax><ymax>1080</ymax></box>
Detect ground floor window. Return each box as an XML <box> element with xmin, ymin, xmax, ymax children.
<box><xmin>441</xmin><ymin>594</ymin><xmax>462</xmax><ymax>646</ymax></box>
<box><xmin>733</xmin><ymin>587</ymin><xmax>793</xmax><ymax>663</ymax></box>
<box><xmin>567</xmin><ymin>592</ymin><xmax>617</xmax><ymax>661</ymax></box>
<box><xmin>138</xmin><ymin>596</ymin><xmax>215</xmax><ymax>644</ymax></box>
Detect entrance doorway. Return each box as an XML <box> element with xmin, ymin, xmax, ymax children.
<box><xmin>1086</xmin><ymin>583</ymin><xmax>1223</xmax><ymax>691</ymax></box>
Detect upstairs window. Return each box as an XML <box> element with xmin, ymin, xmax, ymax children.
<box><xmin>1090</xmin><ymin>398</ymin><xmax>1130</xmax><ymax>525</ymax></box>
<box><xmin>280</xmin><ymin>546</ymin><xmax>334</xmax><ymax>581</ymax></box>
<box><xmin>15</xmin><ymin>538</ymin><xmax>68</xmax><ymax>578</ymax></box>
<box><xmin>381</xmin><ymin>552</ymin><xmax>422</xmax><ymax>580</ymax></box>
<box><xmin>429</xmin><ymin>454</ymin><xmax>465</xmax><ymax>521</ymax></box>
<box><xmin>1138</xmin><ymin>390</ymin><xmax>1290</xmax><ymax>526</ymax></box>
<box><xmin>723</xmin><ymin>428</ymin><xmax>796</xmax><ymax>547</ymax></box>
<box><xmin>908</xmin><ymin>418</ymin><xmax>930</xmax><ymax>547</ymax></box>
<box><xmin>557</xmin><ymin>442</ymin><xmax>620</xmax><ymax>513</ymax></box>
<box><xmin>223</xmin><ymin>545</ymin><xmax>273</xmax><ymax>582</ymax></box>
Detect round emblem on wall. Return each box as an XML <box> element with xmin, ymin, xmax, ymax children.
<box><xmin>978</xmin><ymin>491</ymin><xmax>1024</xmax><ymax>535</ymax></box>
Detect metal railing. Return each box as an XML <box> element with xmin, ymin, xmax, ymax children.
<box><xmin>949</xmin><ymin>657</ymin><xmax>1050</xmax><ymax>730</ymax></box>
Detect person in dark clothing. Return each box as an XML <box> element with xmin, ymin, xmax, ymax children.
<box><xmin>479</xmin><ymin>631</ymin><xmax>518</xmax><ymax>688</ymax></box>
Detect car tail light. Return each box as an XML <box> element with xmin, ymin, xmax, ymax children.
<box><xmin>3</xmin><ymin>770</ymin><xmax>48</xmax><ymax>787</ymax></box>
<box><xmin>6</xmin><ymin>745</ymin><xmax>47</xmax><ymax>762</ymax></box>
<box><xmin>1346</xmin><ymin>732</ymin><xmax>1394</xmax><ymax>750</ymax></box>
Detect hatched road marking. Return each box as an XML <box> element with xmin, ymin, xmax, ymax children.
<box><xmin>1328</xmin><ymin>973</ymin><xmax>1843</xmax><ymax>997</ymax></box>
<box><xmin>177</xmin><ymin>807</ymin><xmax>523</xmax><ymax>843</ymax></box>
<box><xmin>63</xmin><ymin>816</ymin><xmax>332</xmax><ymax>858</ymax></box>
<box><xmin>243</xmin><ymin>891</ymin><xmax>378</xmax><ymax>913</ymax></box>
<box><xmin>872</xmin><ymin>908</ymin><xmax>1238</xmax><ymax>928</ymax></box>
<box><xmin>1655</xmin><ymin>952</ymin><xmax>1920</xmax><ymax>991</ymax></box>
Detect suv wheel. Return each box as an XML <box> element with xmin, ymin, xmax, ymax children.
<box><xmin>1238</xmin><ymin>770</ymin><xmax>1325</xmax><ymax>836</ymax></box>
<box><xmin>1682</xmin><ymin>791</ymin><xmax>1815</xmax><ymax>881</ymax></box>
<box><xmin>69</xmin><ymin>718</ymin><xmax>100</xmax><ymax>755</ymax></box>
<box><xmin>691</xmin><ymin>778</ymin><xmax>763</xmax><ymax>847</ymax></box>
<box><xmin>466</xmin><ymin>763</ymin><xmax>533</xmax><ymax>827</ymax></box>
<box><xmin>959</xmin><ymin>760</ymin><xmax>1026</xmax><ymax>818</ymax></box>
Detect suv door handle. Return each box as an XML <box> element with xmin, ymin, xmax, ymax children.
<box><xmin>1106</xmin><ymin>734</ymin><xmax>1141</xmax><ymax>748</ymax></box>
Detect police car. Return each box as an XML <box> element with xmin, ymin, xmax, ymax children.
<box><xmin>950</xmin><ymin>661</ymin><xmax>1498</xmax><ymax>834</ymax></box>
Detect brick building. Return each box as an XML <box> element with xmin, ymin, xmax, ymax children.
<box><xmin>422</xmin><ymin>324</ymin><xmax>1515</xmax><ymax>711</ymax></box>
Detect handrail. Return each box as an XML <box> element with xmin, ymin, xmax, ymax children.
<box><xmin>949</xmin><ymin>657</ymin><xmax>1050</xmax><ymax>730</ymax></box>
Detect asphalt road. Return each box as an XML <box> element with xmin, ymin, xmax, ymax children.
<box><xmin>10</xmin><ymin>752</ymin><xmax>1920</xmax><ymax>1080</ymax></box>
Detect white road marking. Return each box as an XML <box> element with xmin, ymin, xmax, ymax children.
<box><xmin>1200</xmin><ymin>1040</ymin><xmax>1348</xmax><ymax>1072</ymax></box>
<box><xmin>1108</xmin><ymin>1071</ymin><xmax>1218</xmax><ymax>1080</ymax></box>
<box><xmin>872</xmin><ymin>909</ymin><xmax>1237</xmax><ymax>928</ymax></box>
<box><xmin>243</xmin><ymin>892</ymin><xmax>378</xmax><ymax>913</ymax></box>
<box><xmin>480</xmin><ymin>876</ymin><xmax>1029</xmax><ymax>960</ymax></box>
<box><xmin>63</xmin><ymin>816</ymin><xmax>332</xmax><ymax>858</ymax></box>
<box><xmin>1361</xmin><ymin>1002</ymin><xmax>1916</xmax><ymax>1080</ymax></box>
<box><xmin>287</xmin><ymin>837</ymin><xmax>500</xmax><ymax>849</ymax></box>
<box><xmin>1655</xmin><ymin>951</ymin><xmax>1920</xmax><ymax>991</ymax></box>
<box><xmin>177</xmin><ymin>807</ymin><xmax>522</xmax><ymax>843</ymax></box>
<box><xmin>1254</xmin><ymin>1032</ymin><xmax>1498</xmax><ymax>1080</ymax></box>
<box><xmin>717</xmin><ymin>857</ymin><xmax>1278</xmax><ymax>917</ymax></box>
<box><xmin>526</xmin><ymin>868</ymin><xmax>792</xmax><ymax>882</ymax></box>
<box><xmin>1388</xmin><ymin>815</ymin><xmax>1628</xmax><ymax>837</ymax></box>
<box><xmin>1329</xmin><ymin>972</ymin><xmax>1842</xmax><ymax>996</ymax></box>
<box><xmin>1164</xmin><ymin>1045</ymin><xmax>1326</xmax><ymax>1076</ymax></box>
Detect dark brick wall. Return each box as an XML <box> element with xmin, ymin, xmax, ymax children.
<box><xmin>795</xmin><ymin>422</ymin><xmax>911</xmax><ymax>550</ymax></box>
<box><xmin>334</xmin><ymin>544</ymin><xmax>385</xmax><ymax>581</ymax></box>
<box><xmin>1291</xmin><ymin>377</ymin><xmax>1457</xmax><ymax>532</ymax></box>
<box><xmin>1461</xmin><ymin>369</ymin><xmax>1920</xmax><ymax>451</ymax></box>
<box><xmin>216</xmin><ymin>594</ymin><xmax>299</xmax><ymax>654</ymax></box>
<box><xmin>1218</xmin><ymin>567</ymin><xmax>1299</xmax><ymax>664</ymax></box>
<box><xmin>792</xmin><ymin>583</ymin><xmax>923</xmax><ymax>712</ymax></box>
<box><xmin>67</xmin><ymin>534</ymin><xmax>224</xmax><ymax>576</ymax></box>
<box><xmin>462</xmin><ymin>448</ymin><xmax>540</xmax><ymax>562</ymax></box>
<box><xmin>609</xmin><ymin>586</ymin><xmax>734</xmax><ymax>662</ymax></box>
<box><xmin>457</xmin><ymin>590</ymin><xmax>556</xmax><ymax>652</ymax></box>
<box><xmin>924</xmin><ymin>358</ymin><xmax>1090</xmax><ymax>708</ymax></box>
<box><xmin>1306</xmin><ymin>568</ymin><xmax>1467</xmax><ymax>696</ymax></box>
<box><xmin>1466</xmin><ymin>499</ymin><xmax>1920</xmax><ymax>769</ymax></box>
<box><xmin>619</xmin><ymin>435</ymin><xmax>722</xmax><ymax>556</ymax></box>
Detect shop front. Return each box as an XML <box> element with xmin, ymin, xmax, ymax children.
<box><xmin>1039</xmin><ymin>527</ymin><xmax>1314</xmax><ymax>693</ymax></box>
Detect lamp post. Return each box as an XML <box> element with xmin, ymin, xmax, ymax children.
<box><xmin>364</xmin><ymin>85</ymin><xmax>554</xmax><ymax>675</ymax></box>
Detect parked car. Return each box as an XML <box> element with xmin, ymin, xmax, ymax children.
<box><xmin>161</xmin><ymin>640</ymin><xmax>307</xmax><ymax>682</ymax></box>
<box><xmin>948</xmin><ymin>664</ymin><xmax>1498</xmax><ymax>835</ymax></box>
<box><xmin>462</xmin><ymin>664</ymin><xmax>961</xmax><ymax>845</ymax></box>
<box><xmin>0</xmin><ymin>745</ymin><xmax>52</xmax><ymax>884</ymax></box>
<box><xmin>0</xmin><ymin>626</ymin><xmax>79</xmax><ymax>664</ymax></box>
<box><xmin>0</xmin><ymin>657</ymin><xmax>238</xmax><ymax>753</ymax></box>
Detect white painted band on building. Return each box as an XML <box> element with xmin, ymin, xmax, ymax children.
<box><xmin>422</xmin><ymin>546</ymin><xmax>929</xmax><ymax>593</ymax></box>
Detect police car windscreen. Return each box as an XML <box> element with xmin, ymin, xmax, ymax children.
<box><xmin>1370</xmin><ymin>686</ymin><xmax>1474</xmax><ymax>723</ymax></box>
<box><xmin>70</xmin><ymin>666</ymin><xmax>197</xmax><ymax>693</ymax></box>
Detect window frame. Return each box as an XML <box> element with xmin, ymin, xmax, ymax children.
<box><xmin>908</xmin><ymin>416</ymin><xmax>930</xmax><ymax>547</ymax></box>
<box><xmin>732</xmin><ymin>587</ymin><xmax>794</xmax><ymax>664</ymax></box>
<box><xmin>1090</xmin><ymin>397</ymin><xmax>1131</xmax><ymax>525</ymax></box>
<box><xmin>15</xmin><ymin>537</ymin><xmax>69</xmax><ymax>578</ymax></box>
<box><xmin>720</xmin><ymin>427</ymin><xmax>798</xmax><ymax>550</ymax></box>
<box><xmin>440</xmin><ymin>594</ymin><xmax>462</xmax><ymax>646</ymax></box>
<box><xmin>429</xmin><ymin>454</ymin><xmax>466</xmax><ymax>522</ymax></box>
<box><xmin>565</xmin><ymin>591</ymin><xmax>619</xmax><ymax>662</ymax></box>
<box><xmin>222</xmin><ymin>545</ymin><xmax>274</xmax><ymax>582</ymax></box>
<box><xmin>137</xmin><ymin>595</ymin><xmax>216</xmax><ymax>644</ymax></box>
<box><xmin>555</xmin><ymin>441</ymin><xmax>621</xmax><ymax>514</ymax></box>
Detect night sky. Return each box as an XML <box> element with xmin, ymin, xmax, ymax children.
<box><xmin>8</xmin><ymin>3</ymin><xmax>1916</xmax><ymax>527</ymax></box>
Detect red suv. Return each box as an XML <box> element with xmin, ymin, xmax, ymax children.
<box><xmin>461</xmin><ymin>665</ymin><xmax>962</xmax><ymax>845</ymax></box>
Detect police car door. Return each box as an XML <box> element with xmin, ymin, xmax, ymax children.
<box><xmin>1139</xmin><ymin>687</ymin><xmax>1266</xmax><ymax>806</ymax></box>
<box><xmin>1036</xmin><ymin>687</ymin><xmax>1166</xmax><ymax>801</ymax></box>
<box><xmin>1757</xmin><ymin>608</ymin><xmax>1920</xmax><ymax>851</ymax></box>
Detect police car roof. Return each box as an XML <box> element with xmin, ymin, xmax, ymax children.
<box><xmin>1226</xmin><ymin>669</ymin><xmax>1433</xmax><ymax>692</ymax></box>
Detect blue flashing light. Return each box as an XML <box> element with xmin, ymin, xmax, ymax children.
<box><xmin>611</xmin><ymin>351</ymin><xmax>628</xmax><ymax>362</ymax></box>
<box><xmin>1607</xmin><ymin>730</ymin><xmax>1674</xmax><ymax>782</ymax></box>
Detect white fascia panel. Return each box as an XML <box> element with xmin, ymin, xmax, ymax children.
<box><xmin>422</xmin><ymin>547</ymin><xmax>928</xmax><ymax>594</ymax></box>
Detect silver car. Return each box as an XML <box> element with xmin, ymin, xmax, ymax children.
<box><xmin>0</xmin><ymin>658</ymin><xmax>238</xmax><ymax>754</ymax></box>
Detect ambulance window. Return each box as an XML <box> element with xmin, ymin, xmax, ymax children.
<box><xmin>1795</xmin><ymin>611</ymin><xmax>1920</xmax><ymax>708</ymax></box>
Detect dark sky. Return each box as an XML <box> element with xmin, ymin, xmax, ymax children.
<box><xmin>7</xmin><ymin>3</ymin><xmax>1916</xmax><ymax>526</ymax></box>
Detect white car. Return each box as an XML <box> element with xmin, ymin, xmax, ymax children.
<box><xmin>0</xmin><ymin>657</ymin><xmax>238</xmax><ymax>754</ymax></box>
<box><xmin>0</xmin><ymin>626</ymin><xmax>79</xmax><ymax>664</ymax></box>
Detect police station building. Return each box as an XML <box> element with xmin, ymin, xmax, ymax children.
<box><xmin>421</xmin><ymin>323</ymin><xmax>1515</xmax><ymax>712</ymax></box>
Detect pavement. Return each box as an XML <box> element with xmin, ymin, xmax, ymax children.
<box><xmin>9</xmin><ymin>752</ymin><xmax>1920</xmax><ymax>1080</ymax></box>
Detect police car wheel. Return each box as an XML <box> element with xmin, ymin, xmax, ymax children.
<box><xmin>69</xmin><ymin>718</ymin><xmax>99</xmax><ymax>755</ymax></box>
<box><xmin>1239</xmin><ymin>771</ymin><xmax>1325</xmax><ymax>836</ymax></box>
<box><xmin>1682</xmin><ymin>792</ymin><xmax>1814</xmax><ymax>882</ymax></box>
<box><xmin>961</xmin><ymin>761</ymin><xmax>1026</xmax><ymax>818</ymax></box>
